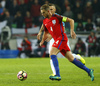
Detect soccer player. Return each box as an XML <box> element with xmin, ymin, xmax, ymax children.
<box><xmin>37</xmin><ymin>3</ymin><xmax>85</xmax><ymax>75</ymax></box>
<box><xmin>40</xmin><ymin>4</ymin><xmax>94</xmax><ymax>81</ymax></box>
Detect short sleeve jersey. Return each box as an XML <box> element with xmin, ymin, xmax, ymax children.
<box><xmin>43</xmin><ymin>14</ymin><xmax>67</xmax><ymax>41</ymax></box>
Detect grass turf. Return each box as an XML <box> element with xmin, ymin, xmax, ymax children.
<box><xmin>0</xmin><ymin>57</ymin><xmax>100</xmax><ymax>86</ymax></box>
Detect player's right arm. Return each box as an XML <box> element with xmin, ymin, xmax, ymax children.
<box><xmin>40</xmin><ymin>24</ymin><xmax>49</xmax><ymax>46</ymax></box>
<box><xmin>37</xmin><ymin>24</ymin><xmax>44</xmax><ymax>40</ymax></box>
<box><xmin>40</xmin><ymin>31</ymin><xmax>48</xmax><ymax>46</ymax></box>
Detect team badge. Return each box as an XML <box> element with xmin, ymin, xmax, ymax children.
<box><xmin>52</xmin><ymin>20</ymin><xmax>56</xmax><ymax>25</ymax></box>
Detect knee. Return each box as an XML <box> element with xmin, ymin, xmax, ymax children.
<box><xmin>49</xmin><ymin>53</ymin><xmax>56</xmax><ymax>57</ymax></box>
<box><xmin>69</xmin><ymin>59</ymin><xmax>74</xmax><ymax>62</ymax></box>
<box><xmin>65</xmin><ymin>54</ymin><xmax>74</xmax><ymax>62</ymax></box>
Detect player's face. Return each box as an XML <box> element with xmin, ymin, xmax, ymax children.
<box><xmin>49</xmin><ymin>6</ymin><xmax>56</xmax><ymax>14</ymax></box>
<box><xmin>41</xmin><ymin>9</ymin><xmax>49</xmax><ymax>18</ymax></box>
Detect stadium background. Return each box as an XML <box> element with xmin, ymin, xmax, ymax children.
<box><xmin>0</xmin><ymin>0</ymin><xmax>100</xmax><ymax>58</ymax></box>
<box><xmin>0</xmin><ymin>1</ymin><xmax>100</xmax><ymax>86</ymax></box>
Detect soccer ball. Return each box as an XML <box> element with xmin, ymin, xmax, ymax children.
<box><xmin>17</xmin><ymin>70</ymin><xmax>27</xmax><ymax>81</ymax></box>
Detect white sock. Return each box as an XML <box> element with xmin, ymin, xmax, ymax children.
<box><xmin>50</xmin><ymin>59</ymin><xmax>56</xmax><ymax>75</ymax></box>
<box><xmin>72</xmin><ymin>54</ymin><xmax>81</xmax><ymax>60</ymax></box>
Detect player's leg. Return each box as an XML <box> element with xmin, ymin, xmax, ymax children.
<box><xmin>72</xmin><ymin>54</ymin><xmax>85</xmax><ymax>65</ymax></box>
<box><xmin>49</xmin><ymin>38</ymin><xmax>54</xmax><ymax>54</ymax></box>
<box><xmin>65</xmin><ymin>51</ymin><xmax>94</xmax><ymax>81</ymax></box>
<box><xmin>67</xmin><ymin>39</ymin><xmax>85</xmax><ymax>64</ymax></box>
<box><xmin>50</xmin><ymin>59</ymin><xmax>56</xmax><ymax>75</ymax></box>
<box><xmin>49</xmin><ymin>39</ymin><xmax>56</xmax><ymax>75</ymax></box>
<box><xmin>49</xmin><ymin>47</ymin><xmax>61</xmax><ymax>80</ymax></box>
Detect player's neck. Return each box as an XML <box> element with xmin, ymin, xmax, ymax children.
<box><xmin>48</xmin><ymin>12</ymin><xmax>52</xmax><ymax>19</ymax></box>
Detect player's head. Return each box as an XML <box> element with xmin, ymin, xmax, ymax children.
<box><xmin>48</xmin><ymin>3</ymin><xmax>56</xmax><ymax>14</ymax></box>
<box><xmin>40</xmin><ymin>4</ymin><xmax>51</xmax><ymax>18</ymax></box>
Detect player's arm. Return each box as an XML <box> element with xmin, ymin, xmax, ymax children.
<box><xmin>63</xmin><ymin>26</ymin><xmax>65</xmax><ymax>32</ymax></box>
<box><xmin>45</xmin><ymin>33</ymin><xmax>52</xmax><ymax>42</ymax></box>
<box><xmin>37</xmin><ymin>24</ymin><xmax>44</xmax><ymax>40</ymax></box>
<box><xmin>40</xmin><ymin>31</ymin><xmax>48</xmax><ymax>46</ymax></box>
<box><xmin>40</xmin><ymin>24</ymin><xmax>49</xmax><ymax>46</ymax></box>
<box><xmin>62</xmin><ymin>17</ymin><xmax>76</xmax><ymax>39</ymax></box>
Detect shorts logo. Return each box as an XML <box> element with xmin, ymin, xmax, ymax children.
<box><xmin>56</xmin><ymin>40</ymin><xmax>59</xmax><ymax>44</ymax></box>
<box><xmin>52</xmin><ymin>20</ymin><xmax>56</xmax><ymax>25</ymax></box>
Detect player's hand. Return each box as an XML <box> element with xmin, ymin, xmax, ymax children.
<box><xmin>24</xmin><ymin>38</ymin><xmax>28</xmax><ymax>41</ymax></box>
<box><xmin>70</xmin><ymin>30</ymin><xmax>76</xmax><ymax>39</ymax></box>
<box><xmin>40</xmin><ymin>41</ymin><xmax>44</xmax><ymax>46</ymax></box>
<box><xmin>37</xmin><ymin>33</ymin><xmax>41</xmax><ymax>40</ymax></box>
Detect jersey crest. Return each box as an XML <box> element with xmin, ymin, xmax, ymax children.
<box><xmin>52</xmin><ymin>20</ymin><xmax>56</xmax><ymax>25</ymax></box>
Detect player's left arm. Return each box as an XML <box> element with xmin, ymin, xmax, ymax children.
<box><xmin>63</xmin><ymin>26</ymin><xmax>65</xmax><ymax>32</ymax></box>
<box><xmin>62</xmin><ymin>17</ymin><xmax>76</xmax><ymax>39</ymax></box>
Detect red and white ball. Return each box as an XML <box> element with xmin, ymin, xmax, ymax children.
<box><xmin>17</xmin><ymin>70</ymin><xmax>27</xmax><ymax>81</ymax></box>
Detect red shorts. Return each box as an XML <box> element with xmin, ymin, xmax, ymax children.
<box><xmin>52</xmin><ymin>37</ymin><xmax>70</xmax><ymax>56</ymax></box>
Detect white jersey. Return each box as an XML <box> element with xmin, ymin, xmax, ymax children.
<box><xmin>49</xmin><ymin>38</ymin><xmax>71</xmax><ymax>57</ymax></box>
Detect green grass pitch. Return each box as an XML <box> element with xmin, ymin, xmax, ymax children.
<box><xmin>0</xmin><ymin>57</ymin><xmax>100</xmax><ymax>86</ymax></box>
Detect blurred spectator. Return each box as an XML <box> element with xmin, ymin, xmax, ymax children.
<box><xmin>74</xmin><ymin>3</ymin><xmax>83</xmax><ymax>21</ymax></box>
<box><xmin>24</xmin><ymin>11</ymin><xmax>32</xmax><ymax>28</ymax></box>
<box><xmin>17</xmin><ymin>0</ymin><xmax>29</xmax><ymax>4</ymax></box>
<box><xmin>0</xmin><ymin>3</ymin><xmax>3</xmax><ymax>15</ymax></box>
<box><xmin>1</xmin><ymin>26</ymin><xmax>11</xmax><ymax>50</ymax></box>
<box><xmin>83</xmin><ymin>1</ymin><xmax>93</xmax><ymax>21</ymax></box>
<box><xmin>86</xmin><ymin>31</ymin><xmax>97</xmax><ymax>57</ymax></box>
<box><xmin>27</xmin><ymin>0</ymin><xmax>34</xmax><ymax>11</ymax></box>
<box><xmin>44</xmin><ymin>0</ymin><xmax>49</xmax><ymax>4</ymax></box>
<box><xmin>76</xmin><ymin>22</ymin><xmax>84</xmax><ymax>31</ymax></box>
<box><xmin>16</xmin><ymin>0</ymin><xmax>21</xmax><ymax>5</ymax></box>
<box><xmin>1</xmin><ymin>0</ymin><xmax>6</xmax><ymax>8</ymax></box>
<box><xmin>92</xmin><ymin>0</ymin><xmax>100</xmax><ymax>14</ymax></box>
<box><xmin>95</xmin><ymin>15</ymin><xmax>100</xmax><ymax>31</ymax></box>
<box><xmin>18</xmin><ymin>36</ymin><xmax>32</xmax><ymax>58</ymax></box>
<box><xmin>62</xmin><ymin>0</ymin><xmax>73</xmax><ymax>14</ymax></box>
<box><xmin>0</xmin><ymin>8</ymin><xmax>5</xmax><ymax>21</ymax></box>
<box><xmin>85</xmin><ymin>18</ymin><xmax>94</xmax><ymax>31</ymax></box>
<box><xmin>5</xmin><ymin>0</ymin><xmax>13</xmax><ymax>11</ymax></box>
<box><xmin>4</xmin><ymin>10</ymin><xmax>12</xmax><ymax>28</ymax></box>
<box><xmin>62</xmin><ymin>6</ymin><xmax>73</xmax><ymax>30</ymax></box>
<box><xmin>24</xmin><ymin>0</ymin><xmax>29</xmax><ymax>4</ymax></box>
<box><xmin>34</xmin><ymin>40</ymin><xmax>47</xmax><ymax>57</ymax></box>
<box><xmin>0</xmin><ymin>8</ymin><xmax>12</xmax><ymax>26</ymax></box>
<box><xmin>13</xmin><ymin>11</ymin><xmax>24</xmax><ymax>28</ymax></box>
<box><xmin>63</xmin><ymin>6</ymin><xmax>73</xmax><ymax>18</ymax></box>
<box><xmin>18</xmin><ymin>0</ymin><xmax>27</xmax><ymax>17</ymax></box>
<box><xmin>76</xmin><ymin>13</ymin><xmax>83</xmax><ymax>22</ymax></box>
<box><xmin>95</xmin><ymin>36</ymin><xmax>100</xmax><ymax>56</ymax></box>
<box><xmin>73</xmin><ymin>38</ymin><xmax>86</xmax><ymax>56</ymax></box>
<box><xmin>8</xmin><ymin>0</ymin><xmax>19</xmax><ymax>17</ymax></box>
<box><xmin>75</xmin><ymin>0</ymin><xmax>85</xmax><ymax>6</ymax></box>
<box><xmin>30</xmin><ymin>0</ymin><xmax>41</xmax><ymax>26</ymax></box>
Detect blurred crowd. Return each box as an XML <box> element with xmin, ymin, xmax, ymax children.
<box><xmin>0</xmin><ymin>0</ymin><xmax>100</xmax><ymax>57</ymax></box>
<box><xmin>73</xmin><ymin>31</ymin><xmax>100</xmax><ymax>57</ymax></box>
<box><xmin>0</xmin><ymin>0</ymin><xmax>100</xmax><ymax>31</ymax></box>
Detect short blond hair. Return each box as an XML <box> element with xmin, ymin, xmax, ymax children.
<box><xmin>48</xmin><ymin>3</ymin><xmax>55</xmax><ymax>7</ymax></box>
<box><xmin>40</xmin><ymin>4</ymin><xmax>50</xmax><ymax>11</ymax></box>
